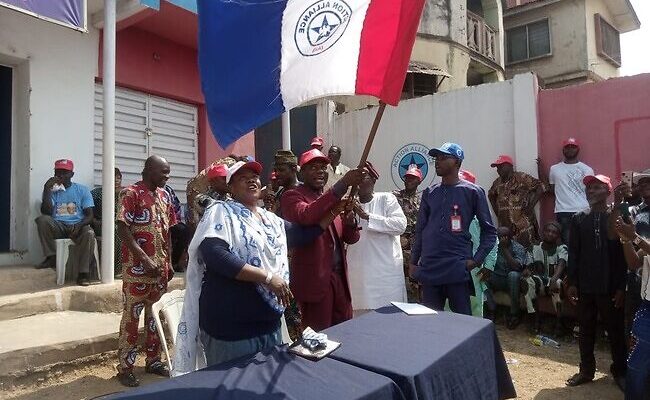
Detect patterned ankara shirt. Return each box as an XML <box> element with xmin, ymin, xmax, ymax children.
<box><xmin>118</xmin><ymin>181</ymin><xmax>178</xmax><ymax>283</ymax></box>
<box><xmin>488</xmin><ymin>172</ymin><xmax>543</xmax><ymax>248</ymax></box>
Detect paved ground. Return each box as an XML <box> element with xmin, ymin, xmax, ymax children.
<box><xmin>0</xmin><ymin>312</ymin><xmax>121</xmax><ymax>354</ymax></box>
<box><xmin>1</xmin><ymin>323</ymin><xmax>626</xmax><ymax>400</ymax></box>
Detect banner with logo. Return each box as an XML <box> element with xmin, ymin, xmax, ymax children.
<box><xmin>0</xmin><ymin>0</ymin><xmax>86</xmax><ymax>31</ymax></box>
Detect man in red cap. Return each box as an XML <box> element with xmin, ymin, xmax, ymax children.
<box><xmin>35</xmin><ymin>159</ymin><xmax>96</xmax><ymax>286</ymax></box>
<box><xmin>280</xmin><ymin>149</ymin><xmax>365</xmax><ymax>330</ymax></box>
<box><xmin>310</xmin><ymin>136</ymin><xmax>325</xmax><ymax>152</ymax></box>
<box><xmin>348</xmin><ymin>161</ymin><xmax>407</xmax><ymax>315</ymax></box>
<box><xmin>540</xmin><ymin>137</ymin><xmax>594</xmax><ymax>245</ymax></box>
<box><xmin>488</xmin><ymin>155</ymin><xmax>544</xmax><ymax>249</ymax></box>
<box><xmin>393</xmin><ymin>165</ymin><xmax>424</xmax><ymax>302</ymax></box>
<box><xmin>186</xmin><ymin>157</ymin><xmax>238</xmax><ymax>229</ymax></box>
<box><xmin>565</xmin><ymin>174</ymin><xmax>627</xmax><ymax>391</ymax></box>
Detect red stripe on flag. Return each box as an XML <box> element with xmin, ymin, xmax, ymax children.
<box><xmin>355</xmin><ymin>0</ymin><xmax>425</xmax><ymax>106</ymax></box>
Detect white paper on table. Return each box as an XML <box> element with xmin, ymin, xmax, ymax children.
<box><xmin>391</xmin><ymin>302</ymin><xmax>438</xmax><ymax>315</ymax></box>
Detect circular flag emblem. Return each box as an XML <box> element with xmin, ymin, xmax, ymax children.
<box><xmin>294</xmin><ymin>0</ymin><xmax>352</xmax><ymax>57</ymax></box>
<box><xmin>391</xmin><ymin>143</ymin><xmax>436</xmax><ymax>191</ymax></box>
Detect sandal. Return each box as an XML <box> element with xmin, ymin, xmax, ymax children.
<box><xmin>145</xmin><ymin>361</ymin><xmax>170</xmax><ymax>377</ymax></box>
<box><xmin>566</xmin><ymin>372</ymin><xmax>593</xmax><ymax>387</ymax></box>
<box><xmin>117</xmin><ymin>371</ymin><xmax>140</xmax><ymax>387</ymax></box>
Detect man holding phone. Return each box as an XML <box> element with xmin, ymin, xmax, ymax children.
<box><xmin>614</xmin><ymin>170</ymin><xmax>650</xmax><ymax>347</ymax></box>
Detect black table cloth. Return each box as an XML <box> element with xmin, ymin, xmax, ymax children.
<box><xmin>100</xmin><ymin>347</ymin><xmax>405</xmax><ymax>400</ymax></box>
<box><xmin>324</xmin><ymin>306</ymin><xmax>517</xmax><ymax>400</ymax></box>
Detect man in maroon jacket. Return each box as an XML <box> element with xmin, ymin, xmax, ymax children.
<box><xmin>281</xmin><ymin>149</ymin><xmax>365</xmax><ymax>330</ymax></box>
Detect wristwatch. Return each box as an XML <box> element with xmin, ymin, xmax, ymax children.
<box><xmin>633</xmin><ymin>236</ymin><xmax>643</xmax><ymax>246</ymax></box>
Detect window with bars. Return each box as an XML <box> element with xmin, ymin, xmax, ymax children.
<box><xmin>595</xmin><ymin>14</ymin><xmax>621</xmax><ymax>67</ymax></box>
<box><xmin>401</xmin><ymin>73</ymin><xmax>438</xmax><ymax>99</ymax></box>
<box><xmin>506</xmin><ymin>19</ymin><xmax>551</xmax><ymax>64</ymax></box>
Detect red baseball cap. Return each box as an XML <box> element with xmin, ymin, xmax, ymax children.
<box><xmin>562</xmin><ymin>137</ymin><xmax>580</xmax><ymax>148</ymax></box>
<box><xmin>459</xmin><ymin>169</ymin><xmax>476</xmax><ymax>184</ymax></box>
<box><xmin>299</xmin><ymin>149</ymin><xmax>330</xmax><ymax>167</ymax></box>
<box><xmin>54</xmin><ymin>159</ymin><xmax>74</xmax><ymax>172</ymax></box>
<box><xmin>490</xmin><ymin>155</ymin><xmax>514</xmax><ymax>168</ymax></box>
<box><xmin>583</xmin><ymin>174</ymin><xmax>612</xmax><ymax>191</ymax></box>
<box><xmin>404</xmin><ymin>165</ymin><xmax>423</xmax><ymax>182</ymax></box>
<box><xmin>310</xmin><ymin>136</ymin><xmax>324</xmax><ymax>147</ymax></box>
<box><xmin>207</xmin><ymin>163</ymin><xmax>228</xmax><ymax>179</ymax></box>
<box><xmin>226</xmin><ymin>160</ymin><xmax>263</xmax><ymax>184</ymax></box>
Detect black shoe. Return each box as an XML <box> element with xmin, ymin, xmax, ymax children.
<box><xmin>507</xmin><ymin>316</ymin><xmax>521</xmax><ymax>330</ymax></box>
<box><xmin>117</xmin><ymin>371</ymin><xmax>140</xmax><ymax>387</ymax></box>
<box><xmin>77</xmin><ymin>273</ymin><xmax>90</xmax><ymax>286</ymax></box>
<box><xmin>566</xmin><ymin>372</ymin><xmax>594</xmax><ymax>387</ymax></box>
<box><xmin>614</xmin><ymin>375</ymin><xmax>626</xmax><ymax>392</ymax></box>
<box><xmin>36</xmin><ymin>256</ymin><xmax>56</xmax><ymax>269</ymax></box>
<box><xmin>145</xmin><ymin>361</ymin><xmax>170</xmax><ymax>377</ymax></box>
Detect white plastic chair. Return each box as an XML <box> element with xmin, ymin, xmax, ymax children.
<box><xmin>152</xmin><ymin>289</ymin><xmax>187</xmax><ymax>373</ymax></box>
<box><xmin>55</xmin><ymin>238</ymin><xmax>101</xmax><ymax>285</ymax></box>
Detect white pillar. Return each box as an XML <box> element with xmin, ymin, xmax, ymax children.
<box><xmin>101</xmin><ymin>0</ymin><xmax>117</xmax><ymax>284</ymax></box>
<box><xmin>281</xmin><ymin>111</ymin><xmax>291</xmax><ymax>150</ymax></box>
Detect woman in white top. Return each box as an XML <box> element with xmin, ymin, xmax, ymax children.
<box><xmin>615</xmin><ymin>216</ymin><xmax>650</xmax><ymax>400</ymax></box>
<box><xmin>347</xmin><ymin>162</ymin><xmax>407</xmax><ymax>314</ymax></box>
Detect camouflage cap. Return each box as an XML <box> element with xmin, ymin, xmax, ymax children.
<box><xmin>274</xmin><ymin>150</ymin><xmax>298</xmax><ymax>166</ymax></box>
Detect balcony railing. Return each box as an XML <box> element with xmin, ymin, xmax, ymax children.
<box><xmin>467</xmin><ymin>11</ymin><xmax>498</xmax><ymax>63</ymax></box>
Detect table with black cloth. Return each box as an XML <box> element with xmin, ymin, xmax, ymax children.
<box><xmin>99</xmin><ymin>347</ymin><xmax>405</xmax><ymax>400</ymax></box>
<box><xmin>323</xmin><ymin>306</ymin><xmax>517</xmax><ymax>400</ymax></box>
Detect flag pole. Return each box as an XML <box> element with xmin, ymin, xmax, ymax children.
<box><xmin>346</xmin><ymin>102</ymin><xmax>387</xmax><ymax>201</ymax></box>
<box><xmin>356</xmin><ymin>102</ymin><xmax>386</xmax><ymax>168</ymax></box>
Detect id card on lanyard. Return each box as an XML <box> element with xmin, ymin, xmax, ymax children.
<box><xmin>451</xmin><ymin>204</ymin><xmax>462</xmax><ymax>232</ymax></box>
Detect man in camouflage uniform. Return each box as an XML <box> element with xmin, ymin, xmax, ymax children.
<box><xmin>270</xmin><ymin>150</ymin><xmax>303</xmax><ymax>340</ymax></box>
<box><xmin>488</xmin><ymin>155</ymin><xmax>544</xmax><ymax>249</ymax></box>
<box><xmin>185</xmin><ymin>156</ymin><xmax>238</xmax><ymax>230</ymax></box>
<box><xmin>393</xmin><ymin>165</ymin><xmax>423</xmax><ymax>302</ymax></box>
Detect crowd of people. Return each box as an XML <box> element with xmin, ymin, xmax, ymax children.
<box><xmin>34</xmin><ymin>136</ymin><xmax>649</xmax><ymax>398</ymax></box>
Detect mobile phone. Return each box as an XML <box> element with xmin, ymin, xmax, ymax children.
<box><xmin>618</xmin><ymin>202</ymin><xmax>632</xmax><ymax>224</ymax></box>
<box><xmin>621</xmin><ymin>171</ymin><xmax>634</xmax><ymax>187</ymax></box>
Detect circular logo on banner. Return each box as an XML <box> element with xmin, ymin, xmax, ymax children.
<box><xmin>391</xmin><ymin>143</ymin><xmax>435</xmax><ymax>191</ymax></box>
<box><xmin>294</xmin><ymin>0</ymin><xmax>352</xmax><ymax>57</ymax></box>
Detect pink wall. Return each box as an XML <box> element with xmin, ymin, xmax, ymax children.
<box><xmin>537</xmin><ymin>73</ymin><xmax>650</xmax><ymax>220</ymax></box>
<box><xmin>98</xmin><ymin>26</ymin><xmax>255</xmax><ymax>169</ymax></box>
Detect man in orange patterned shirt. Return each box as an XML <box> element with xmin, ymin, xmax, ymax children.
<box><xmin>115</xmin><ymin>155</ymin><xmax>178</xmax><ymax>387</ymax></box>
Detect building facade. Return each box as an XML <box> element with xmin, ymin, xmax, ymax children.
<box><xmin>0</xmin><ymin>0</ymin><xmax>254</xmax><ymax>266</ymax></box>
<box><xmin>503</xmin><ymin>0</ymin><xmax>640</xmax><ymax>88</ymax></box>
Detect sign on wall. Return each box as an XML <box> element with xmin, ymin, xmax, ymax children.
<box><xmin>0</xmin><ymin>0</ymin><xmax>86</xmax><ymax>32</ymax></box>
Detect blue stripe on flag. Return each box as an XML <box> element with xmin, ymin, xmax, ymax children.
<box><xmin>198</xmin><ymin>0</ymin><xmax>287</xmax><ymax>147</ymax></box>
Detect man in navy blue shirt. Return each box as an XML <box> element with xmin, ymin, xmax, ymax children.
<box><xmin>410</xmin><ymin>143</ymin><xmax>497</xmax><ymax>315</ymax></box>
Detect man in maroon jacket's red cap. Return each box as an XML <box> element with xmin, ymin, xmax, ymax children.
<box><xmin>281</xmin><ymin>149</ymin><xmax>365</xmax><ymax>330</ymax></box>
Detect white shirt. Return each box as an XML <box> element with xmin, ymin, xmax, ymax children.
<box><xmin>325</xmin><ymin>163</ymin><xmax>351</xmax><ymax>189</ymax></box>
<box><xmin>642</xmin><ymin>256</ymin><xmax>650</xmax><ymax>301</ymax></box>
<box><xmin>347</xmin><ymin>192</ymin><xmax>408</xmax><ymax>310</ymax></box>
<box><xmin>549</xmin><ymin>161</ymin><xmax>594</xmax><ymax>213</ymax></box>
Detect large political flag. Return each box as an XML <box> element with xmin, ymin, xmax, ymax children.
<box><xmin>198</xmin><ymin>0</ymin><xmax>425</xmax><ymax>147</ymax></box>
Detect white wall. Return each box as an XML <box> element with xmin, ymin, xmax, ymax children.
<box><xmin>0</xmin><ymin>8</ymin><xmax>99</xmax><ymax>265</ymax></box>
<box><xmin>327</xmin><ymin>74</ymin><xmax>540</xmax><ymax>196</ymax></box>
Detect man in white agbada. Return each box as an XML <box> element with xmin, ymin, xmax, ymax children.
<box><xmin>172</xmin><ymin>160</ymin><xmax>335</xmax><ymax>376</ymax></box>
<box><xmin>348</xmin><ymin>162</ymin><xmax>408</xmax><ymax>314</ymax></box>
